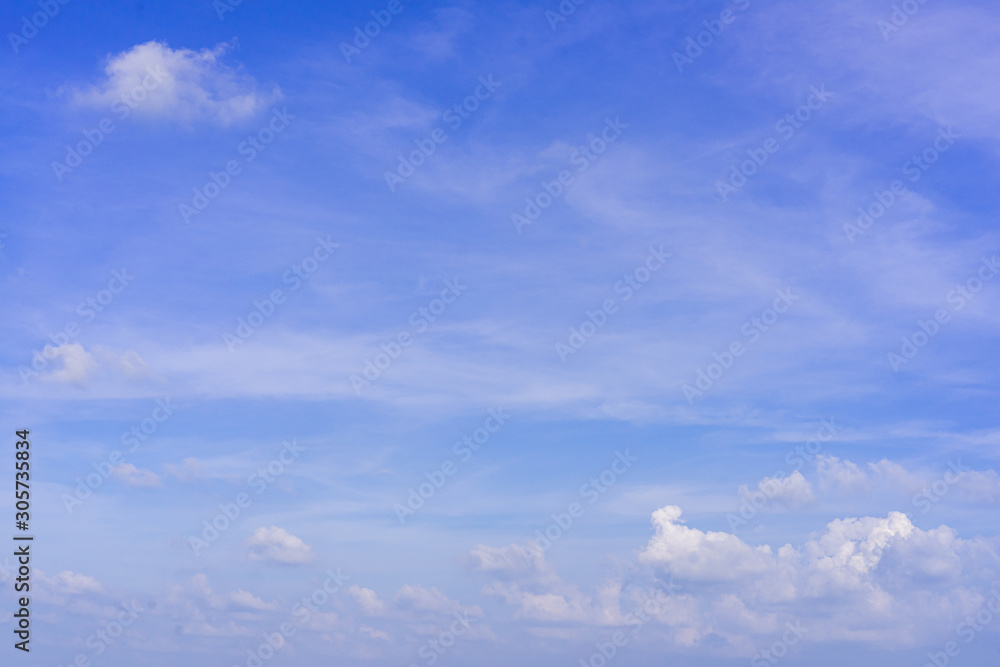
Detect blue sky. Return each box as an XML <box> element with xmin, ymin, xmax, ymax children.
<box><xmin>2</xmin><ymin>0</ymin><xmax>1000</xmax><ymax>665</ymax></box>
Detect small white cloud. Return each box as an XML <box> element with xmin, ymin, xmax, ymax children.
<box><xmin>112</xmin><ymin>463</ymin><xmax>162</xmax><ymax>487</ymax></box>
<box><xmin>246</xmin><ymin>526</ymin><xmax>314</xmax><ymax>564</ymax></box>
<box><xmin>348</xmin><ymin>585</ymin><xmax>388</xmax><ymax>617</ymax></box>
<box><xmin>73</xmin><ymin>40</ymin><xmax>279</xmax><ymax>125</ymax></box>
<box><xmin>40</xmin><ymin>343</ymin><xmax>97</xmax><ymax>385</ymax></box>
<box><xmin>37</xmin><ymin>569</ymin><xmax>103</xmax><ymax>595</ymax></box>
<box><xmin>229</xmin><ymin>589</ymin><xmax>277</xmax><ymax>611</ymax></box>
<box><xmin>739</xmin><ymin>470</ymin><xmax>815</xmax><ymax>510</ymax></box>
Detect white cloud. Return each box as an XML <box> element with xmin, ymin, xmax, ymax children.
<box><xmin>468</xmin><ymin>544</ymin><xmax>607</xmax><ymax>623</ymax></box>
<box><xmin>40</xmin><ymin>343</ymin><xmax>96</xmax><ymax>385</ymax></box>
<box><xmin>638</xmin><ymin>505</ymin><xmax>776</xmax><ymax>582</ymax></box>
<box><xmin>37</xmin><ymin>569</ymin><xmax>103</xmax><ymax>595</ymax></box>
<box><xmin>739</xmin><ymin>470</ymin><xmax>815</xmax><ymax>510</ymax></box>
<box><xmin>229</xmin><ymin>589</ymin><xmax>278</xmax><ymax>611</ymax></box>
<box><xmin>817</xmin><ymin>454</ymin><xmax>871</xmax><ymax>493</ymax></box>
<box><xmin>635</xmin><ymin>505</ymin><xmax>1000</xmax><ymax>645</ymax></box>
<box><xmin>475</xmin><ymin>503</ymin><xmax>1000</xmax><ymax>653</ymax></box>
<box><xmin>34</xmin><ymin>343</ymin><xmax>152</xmax><ymax>386</ymax></box>
<box><xmin>245</xmin><ymin>526</ymin><xmax>314</xmax><ymax>564</ymax></box>
<box><xmin>112</xmin><ymin>463</ymin><xmax>162</xmax><ymax>487</ymax></box>
<box><xmin>74</xmin><ymin>41</ymin><xmax>279</xmax><ymax>125</ymax></box>
<box><xmin>349</xmin><ymin>585</ymin><xmax>388</xmax><ymax>617</ymax></box>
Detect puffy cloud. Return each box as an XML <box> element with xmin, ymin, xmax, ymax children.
<box><xmin>245</xmin><ymin>526</ymin><xmax>314</xmax><ymax>564</ymax></box>
<box><xmin>471</xmin><ymin>503</ymin><xmax>1000</xmax><ymax>653</ymax></box>
<box><xmin>739</xmin><ymin>470</ymin><xmax>815</xmax><ymax>510</ymax></box>
<box><xmin>112</xmin><ymin>463</ymin><xmax>162</xmax><ymax>487</ymax></box>
<box><xmin>817</xmin><ymin>454</ymin><xmax>871</xmax><ymax>493</ymax></box>
<box><xmin>636</xmin><ymin>505</ymin><xmax>1000</xmax><ymax>645</ymax></box>
<box><xmin>639</xmin><ymin>505</ymin><xmax>777</xmax><ymax>582</ymax></box>
<box><xmin>37</xmin><ymin>569</ymin><xmax>103</xmax><ymax>595</ymax></box>
<box><xmin>40</xmin><ymin>343</ymin><xmax>96</xmax><ymax>385</ymax></box>
<box><xmin>229</xmin><ymin>589</ymin><xmax>278</xmax><ymax>611</ymax></box>
<box><xmin>73</xmin><ymin>41</ymin><xmax>279</xmax><ymax>125</ymax></box>
<box><xmin>349</xmin><ymin>585</ymin><xmax>388</xmax><ymax>617</ymax></box>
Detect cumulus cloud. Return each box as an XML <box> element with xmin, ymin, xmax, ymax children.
<box><xmin>37</xmin><ymin>569</ymin><xmax>103</xmax><ymax>595</ymax></box>
<box><xmin>470</xmin><ymin>501</ymin><xmax>1000</xmax><ymax>656</ymax></box>
<box><xmin>246</xmin><ymin>526</ymin><xmax>314</xmax><ymax>564</ymax></box>
<box><xmin>73</xmin><ymin>41</ymin><xmax>279</xmax><ymax>125</ymax></box>
<box><xmin>348</xmin><ymin>585</ymin><xmax>388</xmax><ymax>617</ymax></box>
<box><xmin>739</xmin><ymin>470</ymin><xmax>815</xmax><ymax>510</ymax></box>
<box><xmin>467</xmin><ymin>544</ymin><xmax>608</xmax><ymax>623</ymax></box>
<box><xmin>112</xmin><ymin>463</ymin><xmax>162</xmax><ymax>487</ymax></box>
<box><xmin>39</xmin><ymin>343</ymin><xmax>96</xmax><ymax>385</ymax></box>
<box><xmin>229</xmin><ymin>589</ymin><xmax>278</xmax><ymax>611</ymax></box>
<box><xmin>635</xmin><ymin>505</ymin><xmax>1000</xmax><ymax>645</ymax></box>
<box><xmin>817</xmin><ymin>454</ymin><xmax>872</xmax><ymax>493</ymax></box>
